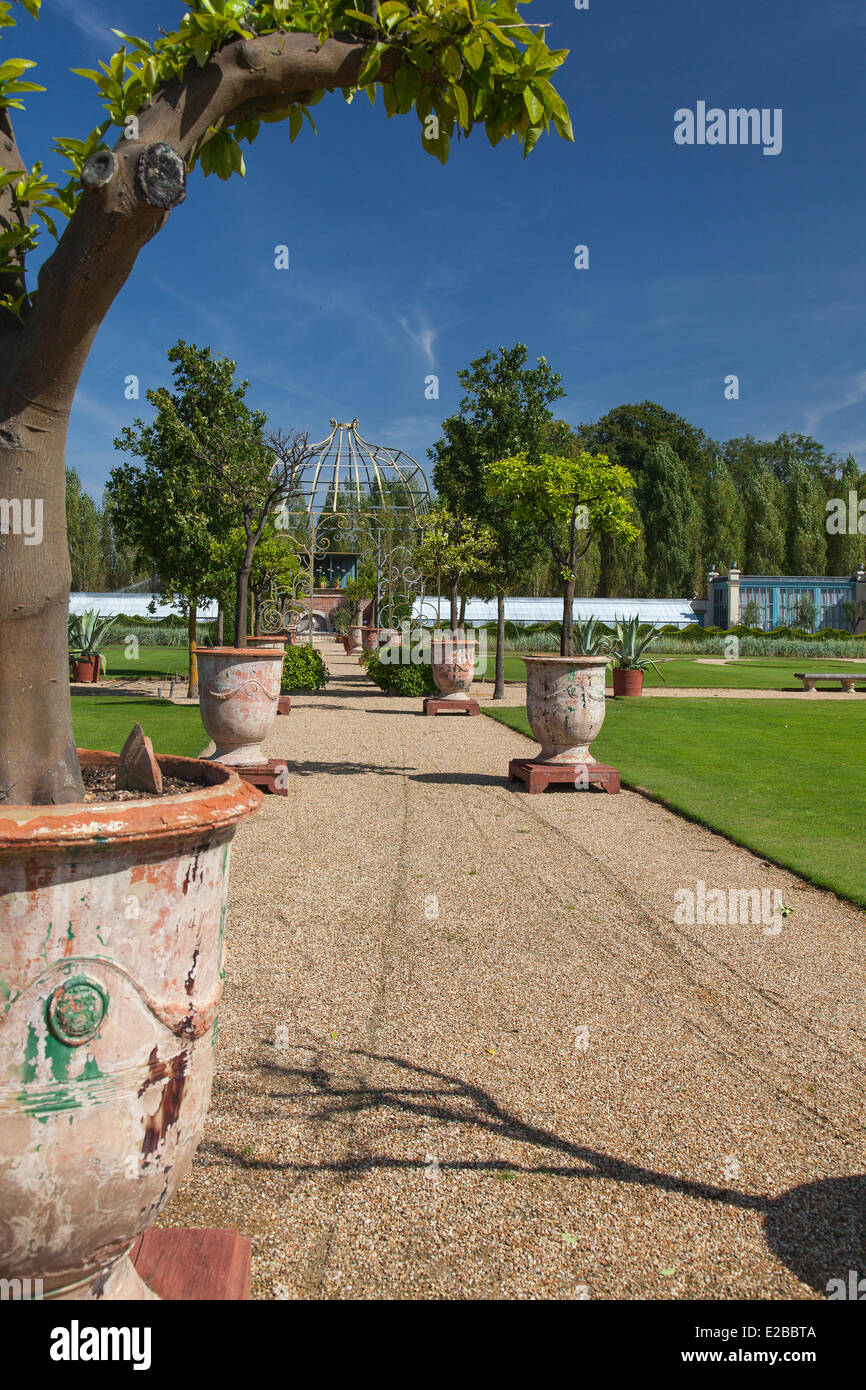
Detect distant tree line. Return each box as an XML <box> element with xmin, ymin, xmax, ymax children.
<box><xmin>524</xmin><ymin>404</ymin><xmax>864</xmax><ymax>600</ymax></box>
<box><xmin>65</xmin><ymin>467</ymin><xmax>147</xmax><ymax>592</ymax></box>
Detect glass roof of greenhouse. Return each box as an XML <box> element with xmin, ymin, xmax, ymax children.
<box><xmin>70</xmin><ymin>593</ymin><xmax>218</xmax><ymax>620</ymax></box>
<box><xmin>412</xmin><ymin>598</ymin><xmax>699</xmax><ymax>628</ymax></box>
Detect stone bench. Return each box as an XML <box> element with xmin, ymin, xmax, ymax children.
<box><xmin>794</xmin><ymin>671</ymin><xmax>865</xmax><ymax>693</ymax></box>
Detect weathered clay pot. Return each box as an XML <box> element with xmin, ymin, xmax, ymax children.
<box><xmin>613</xmin><ymin>668</ymin><xmax>644</xmax><ymax>697</ymax></box>
<box><xmin>197</xmin><ymin>647</ymin><xmax>283</xmax><ymax>765</ymax></box>
<box><xmin>347</xmin><ymin>625</ymin><xmax>363</xmax><ymax>655</ymax></box>
<box><xmin>247</xmin><ymin>634</ymin><xmax>287</xmax><ymax>651</ymax></box>
<box><xmin>522</xmin><ymin>655</ymin><xmax>609</xmax><ymax>764</ymax></box>
<box><xmin>431</xmin><ymin>637</ymin><xmax>477</xmax><ymax>700</ymax></box>
<box><xmin>0</xmin><ymin>749</ymin><xmax>261</xmax><ymax>1299</ymax></box>
<box><xmin>361</xmin><ymin>626</ymin><xmax>382</xmax><ymax>652</ymax></box>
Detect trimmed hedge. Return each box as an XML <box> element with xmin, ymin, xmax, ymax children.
<box><xmin>363</xmin><ymin>648</ymin><xmax>436</xmax><ymax>697</ymax></box>
<box><xmin>280</xmin><ymin>645</ymin><xmax>329</xmax><ymax>692</ymax></box>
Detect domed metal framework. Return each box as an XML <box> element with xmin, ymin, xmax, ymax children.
<box><xmin>261</xmin><ymin>419</ymin><xmax>433</xmax><ymax>639</ymax></box>
<box><xmin>295</xmin><ymin>419</ymin><xmax>430</xmax><ymax>520</ymax></box>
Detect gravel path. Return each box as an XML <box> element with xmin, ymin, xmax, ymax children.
<box><xmin>162</xmin><ymin>641</ymin><xmax>866</xmax><ymax>1300</ymax></box>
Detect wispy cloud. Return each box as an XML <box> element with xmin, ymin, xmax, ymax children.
<box><xmin>804</xmin><ymin>368</ymin><xmax>866</xmax><ymax>437</ymax></box>
<box><xmin>49</xmin><ymin>0</ymin><xmax>114</xmax><ymax>46</ymax></box>
<box><xmin>71</xmin><ymin>388</ymin><xmax>130</xmax><ymax>434</ymax></box>
<box><xmin>397</xmin><ymin>312</ymin><xmax>438</xmax><ymax>369</ymax></box>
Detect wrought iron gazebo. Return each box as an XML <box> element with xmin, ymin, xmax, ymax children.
<box><xmin>261</xmin><ymin>419</ymin><xmax>433</xmax><ymax>639</ymax></box>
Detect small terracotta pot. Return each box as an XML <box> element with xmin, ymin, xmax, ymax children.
<box><xmin>71</xmin><ymin>656</ymin><xmax>99</xmax><ymax>683</ymax></box>
<box><xmin>197</xmin><ymin>647</ymin><xmax>283</xmax><ymax>765</ymax></box>
<box><xmin>613</xmin><ymin>668</ymin><xmax>644</xmax><ymax>698</ymax></box>
<box><xmin>0</xmin><ymin>749</ymin><xmax>261</xmax><ymax>1299</ymax></box>
<box><xmin>347</xmin><ymin>625</ymin><xmax>363</xmax><ymax>655</ymax></box>
<box><xmin>431</xmin><ymin>637</ymin><xmax>477</xmax><ymax>699</ymax></box>
<box><xmin>523</xmin><ymin>655</ymin><xmax>609</xmax><ymax>764</ymax></box>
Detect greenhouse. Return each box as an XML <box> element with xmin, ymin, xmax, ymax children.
<box><xmin>707</xmin><ymin>568</ymin><xmax>866</xmax><ymax>631</ymax></box>
<box><xmin>412</xmin><ymin>597</ymin><xmax>701</xmax><ymax>628</ymax></box>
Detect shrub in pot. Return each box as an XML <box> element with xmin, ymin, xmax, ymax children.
<box><xmin>363</xmin><ymin>649</ymin><xmax>436</xmax><ymax>697</ymax></box>
<box><xmin>68</xmin><ymin>610</ymin><xmax>118</xmax><ymax>683</ymax></box>
<box><xmin>609</xmin><ymin>617</ymin><xmax>666</xmax><ymax>696</ymax></box>
<box><xmin>280</xmin><ymin>645</ymin><xmax>330</xmax><ymax>693</ymax></box>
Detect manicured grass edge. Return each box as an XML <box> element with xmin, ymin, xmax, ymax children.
<box><xmin>481</xmin><ymin>705</ymin><xmax>866</xmax><ymax>911</ymax></box>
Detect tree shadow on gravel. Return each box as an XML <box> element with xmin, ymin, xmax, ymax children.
<box><xmin>225</xmin><ymin>1046</ymin><xmax>864</xmax><ymax>1294</ymax></box>
<box><xmin>276</xmin><ymin>760</ymin><xmax>410</xmax><ymax>777</ymax></box>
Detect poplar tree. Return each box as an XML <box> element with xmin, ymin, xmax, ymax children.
<box><xmin>636</xmin><ymin>441</ymin><xmax>697</xmax><ymax>597</ymax></box>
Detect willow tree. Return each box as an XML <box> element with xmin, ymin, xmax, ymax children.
<box><xmin>0</xmin><ymin>0</ymin><xmax>572</xmax><ymax>805</ymax></box>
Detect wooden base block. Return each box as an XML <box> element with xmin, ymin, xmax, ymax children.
<box><xmin>130</xmin><ymin>1228</ymin><xmax>251</xmax><ymax>1301</ymax></box>
<box><xmin>232</xmin><ymin>759</ymin><xmax>289</xmax><ymax>795</ymax></box>
<box><xmin>423</xmin><ymin>697</ymin><xmax>480</xmax><ymax>716</ymax></box>
<box><xmin>277</xmin><ymin>695</ymin><xmax>292</xmax><ymax>714</ymax></box>
<box><xmin>508</xmin><ymin>757</ymin><xmax>621</xmax><ymax>794</ymax></box>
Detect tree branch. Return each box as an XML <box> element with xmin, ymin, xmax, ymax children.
<box><xmin>2</xmin><ymin>33</ymin><xmax>387</xmax><ymax>392</ymax></box>
<box><xmin>137</xmin><ymin>33</ymin><xmax>393</xmax><ymax>158</ymax></box>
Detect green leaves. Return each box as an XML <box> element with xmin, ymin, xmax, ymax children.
<box><xmin>0</xmin><ymin>56</ymin><xmax>44</xmax><ymax>109</ymax></box>
<box><xmin>0</xmin><ymin>0</ymin><xmax>573</xmax><ymax>307</ymax></box>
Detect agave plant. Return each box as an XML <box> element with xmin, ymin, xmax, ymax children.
<box><xmin>610</xmin><ymin>617</ymin><xmax>667</xmax><ymax>681</ymax></box>
<box><xmin>68</xmin><ymin>610</ymin><xmax>119</xmax><ymax>673</ymax></box>
<box><xmin>572</xmin><ymin>616</ymin><xmax>610</xmax><ymax>656</ymax></box>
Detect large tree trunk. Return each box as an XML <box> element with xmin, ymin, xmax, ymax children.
<box><xmin>458</xmin><ymin>591</ymin><xmax>467</xmax><ymax>631</ymax></box>
<box><xmin>493</xmin><ymin>587</ymin><xmax>506</xmax><ymax>701</ymax></box>
<box><xmin>561</xmin><ymin>578</ymin><xmax>575</xmax><ymax>656</ymax></box>
<box><xmin>187</xmin><ymin>598</ymin><xmax>199</xmax><ymax>700</ymax></box>
<box><xmin>0</xmin><ymin>408</ymin><xmax>84</xmax><ymax>804</ymax></box>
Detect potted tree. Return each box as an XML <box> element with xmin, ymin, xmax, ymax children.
<box><xmin>485</xmin><ymin>447</ymin><xmax>639</xmax><ymax>656</ymax></box>
<box><xmin>112</xmin><ymin>343</ymin><xmax>310</xmax><ymax>764</ymax></box>
<box><xmin>610</xmin><ymin>617</ymin><xmax>666</xmax><ymax>696</ymax></box>
<box><xmin>0</xmin><ymin>0</ymin><xmax>570</xmax><ymax>1301</ymax></box>
<box><xmin>344</xmin><ymin>574</ymin><xmax>375</xmax><ymax>656</ymax></box>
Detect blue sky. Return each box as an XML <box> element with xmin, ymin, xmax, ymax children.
<box><xmin>15</xmin><ymin>0</ymin><xmax>866</xmax><ymax>497</ymax></box>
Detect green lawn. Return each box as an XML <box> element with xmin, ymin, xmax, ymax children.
<box><xmin>72</xmin><ymin>696</ymin><xmax>208</xmax><ymax>759</ymax></box>
<box><xmin>99</xmin><ymin>644</ymin><xmax>190</xmax><ymax>679</ymax></box>
<box><xmin>486</xmin><ymin>698</ymin><xmax>866</xmax><ymax>909</ymax></box>
<box><xmin>481</xmin><ymin>651</ymin><xmax>866</xmax><ymax>690</ymax></box>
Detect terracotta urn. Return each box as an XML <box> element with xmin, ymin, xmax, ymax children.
<box><xmin>431</xmin><ymin>636</ymin><xmax>477</xmax><ymax>699</ymax></box>
<box><xmin>612</xmin><ymin>668</ymin><xmax>644</xmax><ymax>697</ymax></box>
<box><xmin>522</xmin><ymin>655</ymin><xmax>609</xmax><ymax>763</ymax></box>
<box><xmin>0</xmin><ymin>749</ymin><xmax>261</xmax><ymax>1299</ymax></box>
<box><xmin>347</xmin><ymin>625</ymin><xmax>363</xmax><ymax>655</ymax></box>
<box><xmin>247</xmin><ymin>634</ymin><xmax>287</xmax><ymax>651</ymax></box>
<box><xmin>197</xmin><ymin>647</ymin><xmax>283</xmax><ymax>766</ymax></box>
<box><xmin>361</xmin><ymin>626</ymin><xmax>382</xmax><ymax>652</ymax></box>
